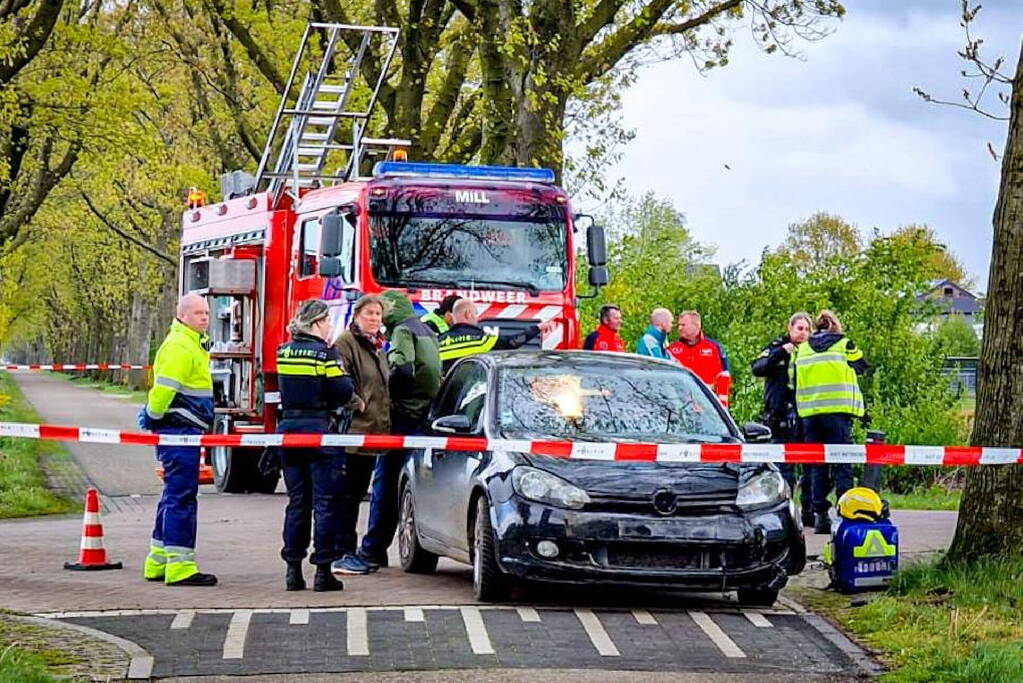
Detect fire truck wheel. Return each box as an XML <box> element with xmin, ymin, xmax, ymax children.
<box><xmin>212</xmin><ymin>444</ymin><xmax>247</xmax><ymax>493</ymax></box>
<box><xmin>248</xmin><ymin>459</ymin><xmax>280</xmax><ymax>494</ymax></box>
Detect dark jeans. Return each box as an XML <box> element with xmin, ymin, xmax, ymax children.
<box><xmin>336</xmin><ymin>449</ymin><xmax>376</xmax><ymax>556</ymax></box>
<box><xmin>279</xmin><ymin>418</ymin><xmax>346</xmax><ymax>566</ymax></box>
<box><xmin>769</xmin><ymin>418</ymin><xmax>811</xmax><ymax>516</ymax></box>
<box><xmin>803</xmin><ymin>413</ymin><xmax>855</xmax><ymax>516</ymax></box>
<box><xmin>152</xmin><ymin>426</ymin><xmax>201</xmax><ymax>552</ymax></box>
<box><xmin>360</xmin><ymin>414</ymin><xmax>422</xmax><ymax>560</ymax></box>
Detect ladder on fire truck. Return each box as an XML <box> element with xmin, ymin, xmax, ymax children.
<box><xmin>254</xmin><ymin>23</ymin><xmax>409</xmax><ymax>205</ymax></box>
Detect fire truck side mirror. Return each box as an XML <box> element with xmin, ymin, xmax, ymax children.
<box><xmin>320</xmin><ymin>213</ymin><xmax>343</xmax><ymax>258</ymax></box>
<box><xmin>319</xmin><ymin>257</ymin><xmax>343</xmax><ymax>278</ymax></box>
<box><xmin>588</xmin><ymin>266</ymin><xmax>609</xmax><ymax>288</ymax></box>
<box><xmin>586</xmin><ymin>224</ymin><xmax>607</xmax><ymax>267</ymax></box>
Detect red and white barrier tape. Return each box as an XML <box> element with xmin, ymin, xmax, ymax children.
<box><xmin>1</xmin><ymin>421</ymin><xmax>1020</xmax><ymax>466</ymax></box>
<box><xmin>2</xmin><ymin>364</ymin><xmax>151</xmax><ymax>371</ymax></box>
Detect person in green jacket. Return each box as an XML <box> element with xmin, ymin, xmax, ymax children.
<box><xmin>357</xmin><ymin>291</ymin><xmax>441</xmax><ymax>568</ymax></box>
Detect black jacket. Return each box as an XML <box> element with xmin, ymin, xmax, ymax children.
<box><xmin>751</xmin><ymin>334</ymin><xmax>796</xmax><ymax>423</ymax></box>
<box><xmin>276</xmin><ymin>333</ymin><xmax>354</xmax><ymax>414</ymax></box>
<box><xmin>437</xmin><ymin>322</ymin><xmax>540</xmax><ymax>372</ymax></box>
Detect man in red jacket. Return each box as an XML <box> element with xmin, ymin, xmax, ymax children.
<box><xmin>583</xmin><ymin>304</ymin><xmax>626</xmax><ymax>352</ymax></box>
<box><xmin>668</xmin><ymin>310</ymin><xmax>730</xmax><ymax>400</ymax></box>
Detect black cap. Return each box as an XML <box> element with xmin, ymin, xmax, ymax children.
<box><xmin>436</xmin><ymin>294</ymin><xmax>463</xmax><ymax>314</ymax></box>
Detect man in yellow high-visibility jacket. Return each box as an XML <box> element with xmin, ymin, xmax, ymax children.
<box><xmin>137</xmin><ymin>293</ymin><xmax>217</xmax><ymax>586</ymax></box>
<box><xmin>792</xmin><ymin>310</ymin><xmax>868</xmax><ymax>535</ymax></box>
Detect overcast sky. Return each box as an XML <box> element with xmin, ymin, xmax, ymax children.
<box><xmin>599</xmin><ymin>0</ymin><xmax>1021</xmax><ymax>290</ymax></box>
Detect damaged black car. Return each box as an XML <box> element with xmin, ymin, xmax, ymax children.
<box><xmin>397</xmin><ymin>351</ymin><xmax>806</xmax><ymax>605</ymax></box>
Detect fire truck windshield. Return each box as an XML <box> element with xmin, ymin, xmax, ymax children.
<box><xmin>369</xmin><ymin>214</ymin><xmax>568</xmax><ymax>293</ymax></box>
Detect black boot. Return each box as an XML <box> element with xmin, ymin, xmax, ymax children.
<box><xmin>314</xmin><ymin>564</ymin><xmax>344</xmax><ymax>592</ymax></box>
<box><xmin>286</xmin><ymin>561</ymin><xmax>306</xmax><ymax>591</ymax></box>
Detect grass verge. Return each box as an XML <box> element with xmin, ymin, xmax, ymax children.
<box><xmin>0</xmin><ymin>373</ymin><xmax>78</xmax><ymax>518</ymax></box>
<box><xmin>0</xmin><ymin>646</ymin><xmax>63</xmax><ymax>683</ymax></box>
<box><xmin>885</xmin><ymin>485</ymin><xmax>961</xmax><ymax>511</ymax></box>
<box><xmin>797</xmin><ymin>555</ymin><xmax>1023</xmax><ymax>682</ymax></box>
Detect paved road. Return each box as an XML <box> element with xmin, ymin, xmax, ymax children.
<box><xmin>12</xmin><ymin>373</ymin><xmax>163</xmax><ymax>496</ymax></box>
<box><xmin>46</xmin><ymin>604</ymin><xmax>870</xmax><ymax>679</ymax></box>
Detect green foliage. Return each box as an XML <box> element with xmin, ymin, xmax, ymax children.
<box><xmin>933</xmin><ymin>315</ymin><xmax>980</xmax><ymax>358</ymax></box>
<box><xmin>580</xmin><ymin>202</ymin><xmax>969</xmax><ymax>467</ymax></box>
<box><xmin>0</xmin><ymin>646</ymin><xmax>62</xmax><ymax>683</ymax></box>
<box><xmin>0</xmin><ymin>373</ymin><xmax>77</xmax><ymax>518</ymax></box>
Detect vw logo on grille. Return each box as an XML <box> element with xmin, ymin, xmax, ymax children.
<box><xmin>652</xmin><ymin>489</ymin><xmax>677</xmax><ymax>516</ymax></box>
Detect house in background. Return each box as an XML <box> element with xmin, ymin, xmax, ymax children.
<box><xmin>917</xmin><ymin>278</ymin><xmax>984</xmax><ymax>337</ymax></box>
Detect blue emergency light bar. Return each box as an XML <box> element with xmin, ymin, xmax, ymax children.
<box><xmin>373</xmin><ymin>161</ymin><xmax>556</xmax><ymax>184</ymax></box>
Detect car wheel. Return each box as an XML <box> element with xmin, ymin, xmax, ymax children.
<box><xmin>398</xmin><ymin>480</ymin><xmax>438</xmax><ymax>574</ymax></box>
<box><xmin>736</xmin><ymin>587</ymin><xmax>780</xmax><ymax>607</ymax></box>
<box><xmin>472</xmin><ymin>495</ymin><xmax>510</xmax><ymax>602</ymax></box>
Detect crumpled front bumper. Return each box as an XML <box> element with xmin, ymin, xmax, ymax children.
<box><xmin>490</xmin><ymin>496</ymin><xmax>803</xmax><ymax>591</ymax></box>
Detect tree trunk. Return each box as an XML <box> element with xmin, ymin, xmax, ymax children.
<box><xmin>946</xmin><ymin>39</ymin><xmax>1023</xmax><ymax>562</ymax></box>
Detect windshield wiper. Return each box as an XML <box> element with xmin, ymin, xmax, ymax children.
<box><xmin>467</xmin><ymin>279</ymin><xmax>540</xmax><ymax>296</ymax></box>
<box><xmin>396</xmin><ymin>277</ymin><xmax>466</xmax><ymax>291</ymax></box>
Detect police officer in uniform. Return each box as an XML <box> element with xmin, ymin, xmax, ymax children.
<box><xmin>138</xmin><ymin>293</ymin><xmax>217</xmax><ymax>586</ymax></box>
<box><xmin>752</xmin><ymin>311</ymin><xmax>813</xmax><ymax>525</ymax></box>
<box><xmin>438</xmin><ymin>298</ymin><xmax>555</xmax><ymax>372</ymax></box>
<box><xmin>276</xmin><ymin>300</ymin><xmax>355</xmax><ymax>591</ymax></box>
<box><xmin>792</xmin><ymin>310</ymin><xmax>869</xmax><ymax>534</ymax></box>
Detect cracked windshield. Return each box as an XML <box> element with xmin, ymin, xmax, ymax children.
<box><xmin>497</xmin><ymin>363</ymin><xmax>733</xmax><ymax>443</ymax></box>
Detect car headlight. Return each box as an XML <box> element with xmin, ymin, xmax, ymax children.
<box><xmin>736</xmin><ymin>470</ymin><xmax>789</xmax><ymax>509</ymax></box>
<box><xmin>511</xmin><ymin>466</ymin><xmax>591</xmax><ymax>510</ymax></box>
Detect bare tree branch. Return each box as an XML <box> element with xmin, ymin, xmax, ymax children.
<box><xmin>78</xmin><ymin>189</ymin><xmax>176</xmax><ymax>265</ymax></box>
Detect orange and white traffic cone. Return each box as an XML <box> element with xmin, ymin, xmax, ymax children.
<box><xmin>64</xmin><ymin>488</ymin><xmax>123</xmax><ymax>571</ymax></box>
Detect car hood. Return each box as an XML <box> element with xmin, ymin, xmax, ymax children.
<box><xmin>520</xmin><ymin>454</ymin><xmax>751</xmax><ymax>498</ymax></box>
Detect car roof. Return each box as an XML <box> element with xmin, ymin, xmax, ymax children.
<box><xmin>472</xmin><ymin>350</ymin><xmax>692</xmax><ymax>373</ymax></box>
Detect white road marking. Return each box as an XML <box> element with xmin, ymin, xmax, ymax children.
<box><xmin>289</xmin><ymin>609</ymin><xmax>309</xmax><ymax>625</ymax></box>
<box><xmin>460</xmin><ymin>606</ymin><xmax>495</xmax><ymax>655</ymax></box>
<box><xmin>516</xmin><ymin>607</ymin><xmax>541</xmax><ymax>622</ymax></box>
<box><xmin>404</xmin><ymin>607</ymin><xmax>424</xmax><ymax>622</ymax></box>
<box><xmin>575</xmin><ymin>609</ymin><xmax>620</xmax><ymax>656</ymax></box>
<box><xmin>743</xmin><ymin>610</ymin><xmax>773</xmax><ymax>628</ymax></box>
<box><xmin>346</xmin><ymin>608</ymin><xmax>369</xmax><ymax>656</ymax></box>
<box><xmin>222</xmin><ymin>610</ymin><xmax>252</xmax><ymax>659</ymax></box>
<box><xmin>632</xmin><ymin>609</ymin><xmax>657</xmax><ymax>625</ymax></box>
<box><xmin>170</xmin><ymin>610</ymin><xmax>194</xmax><ymax>630</ymax></box>
<box><xmin>690</xmin><ymin>611</ymin><xmax>746</xmax><ymax>658</ymax></box>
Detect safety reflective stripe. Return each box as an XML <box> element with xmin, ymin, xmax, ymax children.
<box><xmin>324</xmin><ymin>363</ymin><xmax>344</xmax><ymax>378</ymax></box>
<box><xmin>276</xmin><ymin>364</ymin><xmax>320</xmax><ymax>377</ymax></box>
<box><xmin>165</xmin><ymin>546</ymin><xmax>196</xmax><ymax>562</ymax></box>
<box><xmin>795</xmin><ymin>384</ymin><xmax>852</xmax><ymax>398</ymax></box>
<box><xmin>155</xmin><ymin>375</ymin><xmax>212</xmax><ymax>396</ymax></box>
<box><xmin>795</xmin><ymin>352</ymin><xmax>847</xmax><ymax>366</ymax></box>
<box><xmin>439</xmin><ymin>335</ymin><xmax>498</xmax><ymax>360</ymax></box>
<box><xmin>799</xmin><ymin>397</ymin><xmax>866</xmax><ymax>411</ymax></box>
<box><xmin>852</xmin><ymin>530</ymin><xmax>897</xmax><ymax>558</ymax></box>
<box><xmin>167</xmin><ymin>407</ymin><xmax>211</xmax><ymax>430</ymax></box>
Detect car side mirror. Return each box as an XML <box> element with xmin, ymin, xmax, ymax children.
<box><xmin>431</xmin><ymin>414</ymin><xmax>474</xmax><ymax>434</ymax></box>
<box><xmin>742</xmin><ymin>422</ymin><xmax>772</xmax><ymax>444</ymax></box>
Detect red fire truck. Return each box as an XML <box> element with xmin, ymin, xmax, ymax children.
<box><xmin>179</xmin><ymin>24</ymin><xmax>608</xmax><ymax>492</ymax></box>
